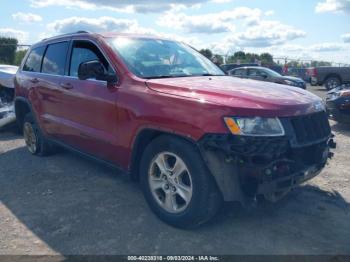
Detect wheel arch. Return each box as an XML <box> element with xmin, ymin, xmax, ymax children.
<box><xmin>14</xmin><ymin>97</ymin><xmax>32</xmax><ymax>131</ymax></box>
<box><xmin>325</xmin><ymin>73</ymin><xmax>342</xmax><ymax>83</ymax></box>
<box><xmin>129</xmin><ymin>128</ymin><xmax>198</xmax><ymax>181</ymax></box>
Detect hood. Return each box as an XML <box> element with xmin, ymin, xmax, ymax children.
<box><xmin>146</xmin><ymin>76</ymin><xmax>323</xmax><ymax>117</ymax></box>
<box><xmin>280</xmin><ymin>75</ymin><xmax>304</xmax><ymax>82</ymax></box>
<box><xmin>0</xmin><ymin>65</ymin><xmax>18</xmax><ymax>88</ymax></box>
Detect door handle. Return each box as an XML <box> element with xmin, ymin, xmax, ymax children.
<box><xmin>30</xmin><ymin>78</ymin><xmax>39</xmax><ymax>84</ymax></box>
<box><xmin>60</xmin><ymin>83</ymin><xmax>73</xmax><ymax>90</ymax></box>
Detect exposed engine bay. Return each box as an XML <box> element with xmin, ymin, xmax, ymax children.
<box><xmin>198</xmin><ymin>111</ymin><xmax>336</xmax><ymax>203</ymax></box>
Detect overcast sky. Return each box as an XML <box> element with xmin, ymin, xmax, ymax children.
<box><xmin>1</xmin><ymin>0</ymin><xmax>350</xmax><ymax>63</ymax></box>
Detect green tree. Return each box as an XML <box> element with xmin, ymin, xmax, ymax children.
<box><xmin>0</xmin><ymin>37</ymin><xmax>18</xmax><ymax>64</ymax></box>
<box><xmin>259</xmin><ymin>53</ymin><xmax>274</xmax><ymax>65</ymax></box>
<box><xmin>248</xmin><ymin>53</ymin><xmax>260</xmax><ymax>63</ymax></box>
<box><xmin>212</xmin><ymin>54</ymin><xmax>223</xmax><ymax>65</ymax></box>
<box><xmin>233</xmin><ymin>51</ymin><xmax>246</xmax><ymax>60</ymax></box>
<box><xmin>14</xmin><ymin>49</ymin><xmax>27</xmax><ymax>66</ymax></box>
<box><xmin>199</xmin><ymin>49</ymin><xmax>213</xmax><ymax>59</ymax></box>
<box><xmin>318</xmin><ymin>61</ymin><xmax>332</xmax><ymax>66</ymax></box>
<box><xmin>227</xmin><ymin>51</ymin><xmax>245</xmax><ymax>63</ymax></box>
<box><xmin>311</xmin><ymin>60</ymin><xmax>331</xmax><ymax>67</ymax></box>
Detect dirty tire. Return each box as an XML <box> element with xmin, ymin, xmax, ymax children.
<box><xmin>140</xmin><ymin>135</ymin><xmax>223</xmax><ymax>229</ymax></box>
<box><xmin>324</xmin><ymin>76</ymin><xmax>341</xmax><ymax>90</ymax></box>
<box><xmin>23</xmin><ymin>113</ymin><xmax>53</xmax><ymax>156</ymax></box>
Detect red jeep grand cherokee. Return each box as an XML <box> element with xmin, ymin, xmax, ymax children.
<box><xmin>15</xmin><ymin>32</ymin><xmax>335</xmax><ymax>228</ymax></box>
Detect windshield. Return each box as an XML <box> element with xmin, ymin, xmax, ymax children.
<box><xmin>263</xmin><ymin>68</ymin><xmax>282</xmax><ymax>77</ymax></box>
<box><xmin>107</xmin><ymin>37</ymin><xmax>224</xmax><ymax>79</ymax></box>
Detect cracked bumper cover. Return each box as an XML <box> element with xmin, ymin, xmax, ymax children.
<box><xmin>198</xmin><ymin>133</ymin><xmax>335</xmax><ymax>202</ymax></box>
<box><xmin>0</xmin><ymin>103</ymin><xmax>16</xmax><ymax>128</ymax></box>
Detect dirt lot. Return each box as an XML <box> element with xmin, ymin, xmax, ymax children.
<box><xmin>0</xmin><ymin>85</ymin><xmax>349</xmax><ymax>255</ymax></box>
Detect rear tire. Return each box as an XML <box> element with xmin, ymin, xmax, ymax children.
<box><xmin>23</xmin><ymin>113</ymin><xmax>54</xmax><ymax>156</ymax></box>
<box><xmin>324</xmin><ymin>76</ymin><xmax>341</xmax><ymax>90</ymax></box>
<box><xmin>140</xmin><ymin>135</ymin><xmax>223</xmax><ymax>228</ymax></box>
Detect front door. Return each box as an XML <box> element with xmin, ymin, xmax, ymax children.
<box><xmin>55</xmin><ymin>40</ymin><xmax>119</xmax><ymax>162</ymax></box>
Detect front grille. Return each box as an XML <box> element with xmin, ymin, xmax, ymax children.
<box><xmin>290</xmin><ymin>111</ymin><xmax>331</xmax><ymax>144</ymax></box>
<box><xmin>200</xmin><ymin>134</ymin><xmax>289</xmax><ymax>157</ymax></box>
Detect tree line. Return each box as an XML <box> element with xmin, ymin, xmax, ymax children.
<box><xmin>0</xmin><ymin>36</ymin><xmax>334</xmax><ymax>68</ymax></box>
<box><xmin>199</xmin><ymin>48</ymin><xmax>274</xmax><ymax>65</ymax></box>
<box><xmin>0</xmin><ymin>37</ymin><xmax>27</xmax><ymax>66</ymax></box>
<box><xmin>199</xmin><ymin>48</ymin><xmax>332</xmax><ymax>67</ymax></box>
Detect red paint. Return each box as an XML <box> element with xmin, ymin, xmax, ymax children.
<box><xmin>15</xmin><ymin>33</ymin><xmax>323</xmax><ymax>171</ymax></box>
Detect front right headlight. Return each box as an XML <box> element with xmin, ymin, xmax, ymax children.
<box><xmin>284</xmin><ymin>80</ymin><xmax>297</xmax><ymax>86</ymax></box>
<box><xmin>224</xmin><ymin>117</ymin><xmax>285</xmax><ymax>136</ymax></box>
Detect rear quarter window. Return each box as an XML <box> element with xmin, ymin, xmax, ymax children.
<box><xmin>22</xmin><ymin>46</ymin><xmax>46</xmax><ymax>72</ymax></box>
<box><xmin>42</xmin><ymin>42</ymin><xmax>69</xmax><ymax>75</ymax></box>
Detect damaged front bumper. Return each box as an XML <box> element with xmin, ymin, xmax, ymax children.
<box><xmin>0</xmin><ymin>65</ymin><xmax>17</xmax><ymax>128</ymax></box>
<box><xmin>0</xmin><ymin>103</ymin><xmax>16</xmax><ymax>128</ymax></box>
<box><xmin>198</xmin><ymin>112</ymin><xmax>336</xmax><ymax>204</ymax></box>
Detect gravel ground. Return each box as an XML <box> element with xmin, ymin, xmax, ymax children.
<box><xmin>0</xmin><ymin>85</ymin><xmax>349</xmax><ymax>255</ymax></box>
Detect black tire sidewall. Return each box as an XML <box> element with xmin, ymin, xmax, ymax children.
<box><xmin>325</xmin><ymin>77</ymin><xmax>340</xmax><ymax>90</ymax></box>
<box><xmin>23</xmin><ymin>113</ymin><xmax>41</xmax><ymax>155</ymax></box>
<box><xmin>140</xmin><ymin>135</ymin><xmax>221</xmax><ymax>228</ymax></box>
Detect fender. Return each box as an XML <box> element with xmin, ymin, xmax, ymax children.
<box><xmin>128</xmin><ymin>126</ymin><xmax>199</xmax><ymax>179</ymax></box>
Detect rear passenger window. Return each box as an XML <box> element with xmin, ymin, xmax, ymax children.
<box><xmin>231</xmin><ymin>69</ymin><xmax>245</xmax><ymax>76</ymax></box>
<box><xmin>42</xmin><ymin>42</ymin><xmax>69</xmax><ymax>75</ymax></box>
<box><xmin>248</xmin><ymin>69</ymin><xmax>263</xmax><ymax>77</ymax></box>
<box><xmin>23</xmin><ymin>46</ymin><xmax>46</xmax><ymax>72</ymax></box>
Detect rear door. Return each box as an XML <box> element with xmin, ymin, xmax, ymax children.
<box><xmin>341</xmin><ymin>68</ymin><xmax>350</xmax><ymax>83</ymax></box>
<box><xmin>247</xmin><ymin>68</ymin><xmax>269</xmax><ymax>82</ymax></box>
<box><xmin>17</xmin><ymin>45</ymin><xmax>46</xmax><ymax>126</ymax></box>
<box><xmin>36</xmin><ymin>41</ymin><xmax>71</xmax><ymax>137</ymax></box>
<box><xmin>230</xmin><ymin>68</ymin><xmax>247</xmax><ymax>78</ymax></box>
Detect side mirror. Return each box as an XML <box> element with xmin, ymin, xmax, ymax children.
<box><xmin>78</xmin><ymin>60</ymin><xmax>118</xmax><ymax>85</ymax></box>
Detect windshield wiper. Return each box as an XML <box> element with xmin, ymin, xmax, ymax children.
<box><xmin>144</xmin><ymin>75</ymin><xmax>190</xmax><ymax>79</ymax></box>
<box><xmin>144</xmin><ymin>74</ymin><xmax>225</xmax><ymax>79</ymax></box>
<box><xmin>199</xmin><ymin>73</ymin><xmax>225</xmax><ymax>76</ymax></box>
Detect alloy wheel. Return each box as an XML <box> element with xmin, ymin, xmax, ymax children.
<box><xmin>148</xmin><ymin>152</ymin><xmax>193</xmax><ymax>213</ymax></box>
<box><xmin>326</xmin><ymin>79</ymin><xmax>340</xmax><ymax>90</ymax></box>
<box><xmin>23</xmin><ymin>122</ymin><xmax>37</xmax><ymax>154</ymax></box>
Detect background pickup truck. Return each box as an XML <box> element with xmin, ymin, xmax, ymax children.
<box><xmin>307</xmin><ymin>66</ymin><xmax>350</xmax><ymax>90</ymax></box>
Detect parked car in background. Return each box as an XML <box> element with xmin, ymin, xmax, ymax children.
<box><xmin>0</xmin><ymin>65</ymin><xmax>17</xmax><ymax>128</ymax></box>
<box><xmin>220</xmin><ymin>63</ymin><xmax>259</xmax><ymax>74</ymax></box>
<box><xmin>326</xmin><ymin>84</ymin><xmax>350</xmax><ymax>124</ymax></box>
<box><xmin>286</xmin><ymin>67</ymin><xmax>310</xmax><ymax>82</ymax></box>
<box><xmin>15</xmin><ymin>32</ymin><xmax>334</xmax><ymax>228</ymax></box>
<box><xmin>306</xmin><ymin>66</ymin><xmax>350</xmax><ymax>90</ymax></box>
<box><xmin>229</xmin><ymin>66</ymin><xmax>306</xmax><ymax>89</ymax></box>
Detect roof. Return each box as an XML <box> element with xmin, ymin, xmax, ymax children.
<box><xmin>39</xmin><ymin>31</ymin><xmax>172</xmax><ymax>44</ymax></box>
<box><xmin>97</xmin><ymin>32</ymin><xmax>170</xmax><ymax>40</ymax></box>
<box><xmin>230</xmin><ymin>66</ymin><xmax>265</xmax><ymax>70</ymax></box>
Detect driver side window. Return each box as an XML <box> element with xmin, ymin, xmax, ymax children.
<box><xmin>248</xmin><ymin>69</ymin><xmax>261</xmax><ymax>77</ymax></box>
<box><xmin>69</xmin><ymin>41</ymin><xmax>114</xmax><ymax>79</ymax></box>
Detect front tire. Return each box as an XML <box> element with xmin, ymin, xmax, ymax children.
<box><xmin>140</xmin><ymin>135</ymin><xmax>223</xmax><ymax>228</ymax></box>
<box><xmin>23</xmin><ymin>113</ymin><xmax>54</xmax><ymax>156</ymax></box>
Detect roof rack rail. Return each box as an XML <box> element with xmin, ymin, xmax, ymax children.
<box><xmin>41</xmin><ymin>31</ymin><xmax>91</xmax><ymax>41</ymax></box>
